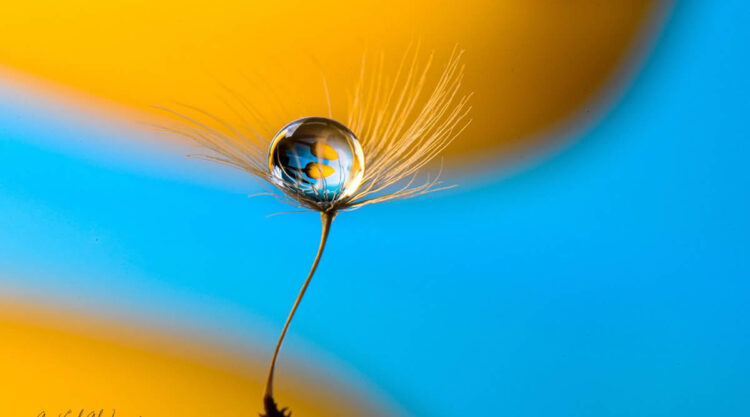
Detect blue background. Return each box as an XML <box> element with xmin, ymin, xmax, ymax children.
<box><xmin>1</xmin><ymin>1</ymin><xmax>748</xmax><ymax>416</ymax></box>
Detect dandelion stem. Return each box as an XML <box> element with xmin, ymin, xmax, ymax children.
<box><xmin>263</xmin><ymin>211</ymin><xmax>336</xmax><ymax>404</ymax></box>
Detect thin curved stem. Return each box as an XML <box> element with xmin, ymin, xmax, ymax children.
<box><xmin>264</xmin><ymin>211</ymin><xmax>336</xmax><ymax>401</ymax></box>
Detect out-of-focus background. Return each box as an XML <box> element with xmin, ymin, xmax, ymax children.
<box><xmin>1</xmin><ymin>1</ymin><xmax>748</xmax><ymax>416</ymax></box>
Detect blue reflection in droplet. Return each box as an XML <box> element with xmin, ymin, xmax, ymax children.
<box><xmin>268</xmin><ymin>117</ymin><xmax>365</xmax><ymax>203</ymax></box>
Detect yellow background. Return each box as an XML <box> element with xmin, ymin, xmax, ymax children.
<box><xmin>0</xmin><ymin>1</ymin><xmax>659</xmax><ymax>163</ymax></box>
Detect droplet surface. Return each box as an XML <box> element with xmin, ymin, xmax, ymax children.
<box><xmin>268</xmin><ymin>117</ymin><xmax>365</xmax><ymax>202</ymax></box>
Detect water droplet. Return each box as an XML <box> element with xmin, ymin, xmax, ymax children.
<box><xmin>268</xmin><ymin>117</ymin><xmax>365</xmax><ymax>203</ymax></box>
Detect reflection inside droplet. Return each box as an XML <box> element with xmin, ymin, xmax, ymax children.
<box><xmin>268</xmin><ymin>117</ymin><xmax>365</xmax><ymax>203</ymax></box>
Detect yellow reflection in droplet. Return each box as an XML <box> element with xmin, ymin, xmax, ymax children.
<box><xmin>305</xmin><ymin>162</ymin><xmax>336</xmax><ymax>179</ymax></box>
<box><xmin>312</xmin><ymin>141</ymin><xmax>340</xmax><ymax>160</ymax></box>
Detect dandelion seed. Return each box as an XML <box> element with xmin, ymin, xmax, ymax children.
<box><xmin>160</xmin><ymin>45</ymin><xmax>471</xmax><ymax>417</ymax></box>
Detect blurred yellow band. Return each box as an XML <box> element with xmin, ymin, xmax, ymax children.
<box><xmin>0</xmin><ymin>299</ymin><xmax>383</xmax><ymax>416</ymax></box>
<box><xmin>0</xmin><ymin>1</ymin><xmax>660</xmax><ymax>162</ymax></box>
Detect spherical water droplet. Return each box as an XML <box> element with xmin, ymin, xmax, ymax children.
<box><xmin>268</xmin><ymin>117</ymin><xmax>365</xmax><ymax>203</ymax></box>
